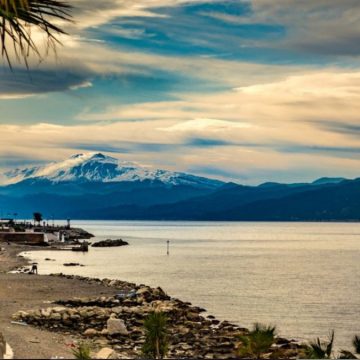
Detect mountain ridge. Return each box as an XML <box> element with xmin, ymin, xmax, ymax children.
<box><xmin>0</xmin><ymin>153</ymin><xmax>358</xmax><ymax>221</ymax></box>
<box><xmin>2</xmin><ymin>152</ymin><xmax>223</xmax><ymax>189</ymax></box>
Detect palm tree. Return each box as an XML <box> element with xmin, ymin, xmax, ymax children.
<box><xmin>33</xmin><ymin>212</ymin><xmax>42</xmax><ymax>225</ymax></box>
<box><xmin>304</xmin><ymin>330</ymin><xmax>335</xmax><ymax>359</ymax></box>
<box><xmin>142</xmin><ymin>311</ymin><xmax>169</xmax><ymax>359</ymax></box>
<box><xmin>237</xmin><ymin>323</ymin><xmax>277</xmax><ymax>359</ymax></box>
<box><xmin>0</xmin><ymin>0</ymin><xmax>72</xmax><ymax>68</ymax></box>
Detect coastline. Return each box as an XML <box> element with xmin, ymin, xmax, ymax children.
<box><xmin>0</xmin><ymin>243</ymin><xmax>303</xmax><ymax>359</ymax></box>
<box><xmin>0</xmin><ymin>243</ymin><xmax>118</xmax><ymax>359</ymax></box>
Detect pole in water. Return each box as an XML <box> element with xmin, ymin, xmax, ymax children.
<box><xmin>166</xmin><ymin>240</ymin><xmax>170</xmax><ymax>255</ymax></box>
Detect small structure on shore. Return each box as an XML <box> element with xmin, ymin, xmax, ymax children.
<box><xmin>0</xmin><ymin>232</ymin><xmax>46</xmax><ymax>245</ymax></box>
<box><xmin>72</xmin><ymin>241</ymin><xmax>89</xmax><ymax>252</ymax></box>
<box><xmin>0</xmin><ymin>216</ymin><xmax>93</xmax><ymax>247</ymax></box>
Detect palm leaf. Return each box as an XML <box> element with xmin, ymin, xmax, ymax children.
<box><xmin>0</xmin><ymin>0</ymin><xmax>72</xmax><ymax>68</ymax></box>
<box><xmin>353</xmin><ymin>335</ymin><xmax>360</xmax><ymax>354</ymax></box>
<box><xmin>338</xmin><ymin>350</ymin><xmax>357</xmax><ymax>359</ymax></box>
<box><xmin>304</xmin><ymin>331</ymin><xmax>335</xmax><ymax>359</ymax></box>
<box><xmin>237</xmin><ymin>323</ymin><xmax>276</xmax><ymax>359</ymax></box>
<box><xmin>326</xmin><ymin>330</ymin><xmax>335</xmax><ymax>357</ymax></box>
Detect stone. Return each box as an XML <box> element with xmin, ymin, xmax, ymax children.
<box><xmin>96</xmin><ymin>347</ymin><xmax>118</xmax><ymax>359</ymax></box>
<box><xmin>51</xmin><ymin>307</ymin><xmax>67</xmax><ymax>313</ymax></box>
<box><xmin>41</xmin><ymin>308</ymin><xmax>52</xmax><ymax>318</ymax></box>
<box><xmin>136</xmin><ymin>287</ymin><xmax>151</xmax><ymax>296</ymax></box>
<box><xmin>92</xmin><ymin>239</ymin><xmax>128</xmax><ymax>248</ymax></box>
<box><xmin>107</xmin><ymin>318</ymin><xmax>128</xmax><ymax>336</ymax></box>
<box><xmin>84</xmin><ymin>328</ymin><xmax>98</xmax><ymax>337</ymax></box>
<box><xmin>0</xmin><ymin>332</ymin><xmax>6</xmax><ymax>359</ymax></box>
<box><xmin>50</xmin><ymin>312</ymin><xmax>61</xmax><ymax>321</ymax></box>
<box><xmin>100</xmin><ymin>328</ymin><xmax>109</xmax><ymax>336</ymax></box>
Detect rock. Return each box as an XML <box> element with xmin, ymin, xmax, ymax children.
<box><xmin>92</xmin><ymin>239</ymin><xmax>129</xmax><ymax>248</ymax></box>
<box><xmin>42</xmin><ymin>308</ymin><xmax>53</xmax><ymax>316</ymax></box>
<box><xmin>107</xmin><ymin>318</ymin><xmax>128</xmax><ymax>336</ymax></box>
<box><xmin>63</xmin><ymin>263</ymin><xmax>84</xmax><ymax>267</ymax></box>
<box><xmin>51</xmin><ymin>307</ymin><xmax>67</xmax><ymax>313</ymax></box>
<box><xmin>100</xmin><ymin>329</ymin><xmax>109</xmax><ymax>336</ymax></box>
<box><xmin>13</xmin><ymin>311</ymin><xmax>28</xmax><ymax>319</ymax></box>
<box><xmin>96</xmin><ymin>347</ymin><xmax>118</xmax><ymax>359</ymax></box>
<box><xmin>84</xmin><ymin>328</ymin><xmax>98</xmax><ymax>337</ymax></box>
<box><xmin>50</xmin><ymin>312</ymin><xmax>61</xmax><ymax>321</ymax></box>
<box><xmin>0</xmin><ymin>332</ymin><xmax>6</xmax><ymax>359</ymax></box>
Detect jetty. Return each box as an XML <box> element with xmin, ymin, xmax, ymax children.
<box><xmin>0</xmin><ymin>217</ymin><xmax>93</xmax><ymax>249</ymax></box>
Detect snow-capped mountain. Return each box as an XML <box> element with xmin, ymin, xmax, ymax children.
<box><xmin>2</xmin><ymin>152</ymin><xmax>223</xmax><ymax>189</ymax></box>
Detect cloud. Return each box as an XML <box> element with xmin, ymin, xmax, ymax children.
<box><xmin>0</xmin><ymin>67</ymin><xmax>93</xmax><ymax>99</ymax></box>
<box><xmin>2</xmin><ymin>1</ymin><xmax>360</xmax><ymax>183</ymax></box>
<box><xmin>208</xmin><ymin>0</ymin><xmax>360</xmax><ymax>57</ymax></box>
<box><xmin>160</xmin><ymin>118</ymin><xmax>252</xmax><ymax>132</ymax></box>
<box><xmin>186</xmin><ymin>138</ymin><xmax>235</xmax><ymax>147</ymax></box>
<box><xmin>3</xmin><ymin>69</ymin><xmax>360</xmax><ymax>183</ymax></box>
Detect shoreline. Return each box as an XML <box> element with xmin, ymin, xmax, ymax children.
<box><xmin>0</xmin><ymin>243</ymin><xmax>120</xmax><ymax>359</ymax></box>
<box><xmin>0</xmin><ymin>243</ymin><xmax>304</xmax><ymax>359</ymax></box>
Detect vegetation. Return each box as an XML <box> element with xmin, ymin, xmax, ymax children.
<box><xmin>301</xmin><ymin>331</ymin><xmax>360</xmax><ymax>359</ymax></box>
<box><xmin>0</xmin><ymin>0</ymin><xmax>72</xmax><ymax>68</ymax></box>
<box><xmin>303</xmin><ymin>330</ymin><xmax>335</xmax><ymax>359</ymax></box>
<box><xmin>237</xmin><ymin>323</ymin><xmax>277</xmax><ymax>359</ymax></box>
<box><xmin>142</xmin><ymin>311</ymin><xmax>169</xmax><ymax>359</ymax></box>
<box><xmin>339</xmin><ymin>335</ymin><xmax>360</xmax><ymax>359</ymax></box>
<box><xmin>71</xmin><ymin>342</ymin><xmax>91</xmax><ymax>360</ymax></box>
<box><xmin>353</xmin><ymin>335</ymin><xmax>360</xmax><ymax>354</ymax></box>
<box><xmin>33</xmin><ymin>212</ymin><xmax>42</xmax><ymax>225</ymax></box>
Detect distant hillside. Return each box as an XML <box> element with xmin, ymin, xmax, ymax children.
<box><xmin>0</xmin><ymin>153</ymin><xmax>358</xmax><ymax>221</ymax></box>
<box><xmin>65</xmin><ymin>178</ymin><xmax>360</xmax><ymax>222</ymax></box>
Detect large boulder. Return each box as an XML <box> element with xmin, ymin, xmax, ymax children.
<box><xmin>106</xmin><ymin>317</ymin><xmax>128</xmax><ymax>336</ymax></box>
<box><xmin>84</xmin><ymin>328</ymin><xmax>98</xmax><ymax>337</ymax></box>
<box><xmin>96</xmin><ymin>347</ymin><xmax>118</xmax><ymax>359</ymax></box>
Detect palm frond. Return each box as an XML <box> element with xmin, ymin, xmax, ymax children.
<box><xmin>237</xmin><ymin>323</ymin><xmax>277</xmax><ymax>359</ymax></box>
<box><xmin>326</xmin><ymin>330</ymin><xmax>335</xmax><ymax>357</ymax></box>
<box><xmin>353</xmin><ymin>335</ymin><xmax>360</xmax><ymax>354</ymax></box>
<box><xmin>338</xmin><ymin>349</ymin><xmax>358</xmax><ymax>359</ymax></box>
<box><xmin>304</xmin><ymin>331</ymin><xmax>335</xmax><ymax>359</ymax></box>
<box><xmin>0</xmin><ymin>0</ymin><xmax>72</xmax><ymax>68</ymax></box>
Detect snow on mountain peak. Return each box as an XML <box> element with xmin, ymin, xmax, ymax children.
<box><xmin>2</xmin><ymin>152</ymin><xmax>223</xmax><ymax>189</ymax></box>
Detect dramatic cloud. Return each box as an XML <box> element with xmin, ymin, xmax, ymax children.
<box><xmin>1</xmin><ymin>0</ymin><xmax>360</xmax><ymax>183</ymax></box>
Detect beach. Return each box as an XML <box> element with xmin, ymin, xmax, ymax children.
<box><xmin>0</xmin><ymin>241</ymin><xmax>304</xmax><ymax>359</ymax></box>
<box><xmin>0</xmin><ymin>243</ymin><xmax>117</xmax><ymax>359</ymax></box>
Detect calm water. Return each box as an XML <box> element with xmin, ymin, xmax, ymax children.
<box><xmin>25</xmin><ymin>221</ymin><xmax>360</xmax><ymax>349</ymax></box>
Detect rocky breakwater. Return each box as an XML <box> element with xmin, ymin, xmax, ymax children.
<box><xmin>92</xmin><ymin>239</ymin><xmax>129</xmax><ymax>247</ymax></box>
<box><xmin>12</xmin><ymin>275</ymin><xmax>302</xmax><ymax>359</ymax></box>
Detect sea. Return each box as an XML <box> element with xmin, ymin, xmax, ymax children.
<box><xmin>24</xmin><ymin>221</ymin><xmax>360</xmax><ymax>350</ymax></box>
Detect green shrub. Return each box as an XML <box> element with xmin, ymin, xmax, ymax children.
<box><xmin>303</xmin><ymin>330</ymin><xmax>334</xmax><ymax>359</ymax></box>
<box><xmin>238</xmin><ymin>323</ymin><xmax>276</xmax><ymax>359</ymax></box>
<box><xmin>72</xmin><ymin>342</ymin><xmax>92</xmax><ymax>360</ymax></box>
<box><xmin>142</xmin><ymin>311</ymin><xmax>169</xmax><ymax>359</ymax></box>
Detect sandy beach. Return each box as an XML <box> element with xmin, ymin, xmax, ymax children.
<box><xmin>0</xmin><ymin>243</ymin><xmax>117</xmax><ymax>359</ymax></box>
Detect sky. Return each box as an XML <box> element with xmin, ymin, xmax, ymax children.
<box><xmin>1</xmin><ymin>0</ymin><xmax>360</xmax><ymax>184</ymax></box>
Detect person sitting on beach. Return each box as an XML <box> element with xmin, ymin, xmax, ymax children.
<box><xmin>31</xmin><ymin>263</ymin><xmax>38</xmax><ymax>274</ymax></box>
